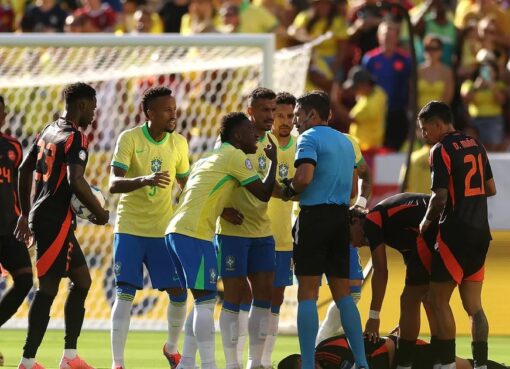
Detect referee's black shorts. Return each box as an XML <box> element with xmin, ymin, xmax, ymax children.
<box><xmin>292</xmin><ymin>204</ymin><xmax>350</xmax><ymax>278</ymax></box>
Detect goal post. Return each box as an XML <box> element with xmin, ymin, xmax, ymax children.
<box><xmin>0</xmin><ymin>33</ymin><xmax>319</xmax><ymax>330</ymax></box>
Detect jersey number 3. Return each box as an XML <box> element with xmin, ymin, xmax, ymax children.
<box><xmin>464</xmin><ymin>153</ymin><xmax>485</xmax><ymax>197</ymax></box>
<box><xmin>35</xmin><ymin>139</ymin><xmax>57</xmax><ymax>182</ymax></box>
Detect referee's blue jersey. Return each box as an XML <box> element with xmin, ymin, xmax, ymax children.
<box><xmin>295</xmin><ymin>125</ymin><xmax>355</xmax><ymax>206</ymax></box>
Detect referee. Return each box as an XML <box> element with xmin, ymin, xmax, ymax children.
<box><xmin>282</xmin><ymin>91</ymin><xmax>368</xmax><ymax>369</ymax></box>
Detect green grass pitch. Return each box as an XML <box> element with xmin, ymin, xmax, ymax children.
<box><xmin>0</xmin><ymin>330</ymin><xmax>509</xmax><ymax>369</ymax></box>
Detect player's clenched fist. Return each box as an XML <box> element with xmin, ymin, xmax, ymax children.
<box><xmin>142</xmin><ymin>171</ymin><xmax>171</xmax><ymax>188</ymax></box>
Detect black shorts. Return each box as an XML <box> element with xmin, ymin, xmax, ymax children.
<box><xmin>293</xmin><ymin>204</ymin><xmax>350</xmax><ymax>278</ymax></box>
<box><xmin>403</xmin><ymin>227</ymin><xmax>436</xmax><ymax>286</ymax></box>
<box><xmin>31</xmin><ymin>212</ymin><xmax>86</xmax><ymax>278</ymax></box>
<box><xmin>0</xmin><ymin>233</ymin><xmax>32</xmax><ymax>273</ymax></box>
<box><xmin>431</xmin><ymin>221</ymin><xmax>490</xmax><ymax>284</ymax></box>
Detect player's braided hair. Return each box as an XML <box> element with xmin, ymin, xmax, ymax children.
<box><xmin>248</xmin><ymin>87</ymin><xmax>276</xmax><ymax>106</ymax></box>
<box><xmin>276</xmin><ymin>92</ymin><xmax>296</xmax><ymax>106</ymax></box>
<box><xmin>220</xmin><ymin>111</ymin><xmax>249</xmax><ymax>143</ymax></box>
<box><xmin>141</xmin><ymin>86</ymin><xmax>173</xmax><ymax>117</ymax></box>
<box><xmin>63</xmin><ymin>82</ymin><xmax>96</xmax><ymax>106</ymax></box>
<box><xmin>297</xmin><ymin>90</ymin><xmax>330</xmax><ymax>121</ymax></box>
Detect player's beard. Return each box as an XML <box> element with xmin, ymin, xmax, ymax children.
<box><xmin>279</xmin><ymin>126</ymin><xmax>291</xmax><ymax>137</ymax></box>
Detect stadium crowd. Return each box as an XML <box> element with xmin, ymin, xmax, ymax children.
<box><xmin>2</xmin><ymin>0</ymin><xmax>510</xmax><ymax>157</ymax></box>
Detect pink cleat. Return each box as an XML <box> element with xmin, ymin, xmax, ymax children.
<box><xmin>59</xmin><ymin>356</ymin><xmax>95</xmax><ymax>369</ymax></box>
<box><xmin>18</xmin><ymin>363</ymin><xmax>46</xmax><ymax>369</ymax></box>
<box><xmin>163</xmin><ymin>344</ymin><xmax>181</xmax><ymax>369</ymax></box>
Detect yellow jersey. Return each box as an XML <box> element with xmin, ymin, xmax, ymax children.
<box><xmin>218</xmin><ymin>132</ymin><xmax>276</xmax><ymax>238</ymax></box>
<box><xmin>400</xmin><ymin>144</ymin><xmax>431</xmax><ymax>194</ymax></box>
<box><xmin>349</xmin><ymin>86</ymin><xmax>387</xmax><ymax>151</ymax></box>
<box><xmin>167</xmin><ymin>143</ymin><xmax>260</xmax><ymax>241</ymax></box>
<box><xmin>111</xmin><ymin>123</ymin><xmax>190</xmax><ymax>237</ymax></box>
<box><xmin>461</xmin><ymin>80</ymin><xmax>506</xmax><ymax>118</ymax></box>
<box><xmin>267</xmin><ymin>135</ymin><xmax>297</xmax><ymax>251</ymax></box>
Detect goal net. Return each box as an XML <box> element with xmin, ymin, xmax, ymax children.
<box><xmin>0</xmin><ymin>34</ymin><xmax>314</xmax><ymax>330</ymax></box>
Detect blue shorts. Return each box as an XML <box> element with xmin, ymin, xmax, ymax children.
<box><xmin>165</xmin><ymin>233</ymin><xmax>218</xmax><ymax>291</ymax></box>
<box><xmin>214</xmin><ymin>235</ymin><xmax>275</xmax><ymax>278</ymax></box>
<box><xmin>113</xmin><ymin>233</ymin><xmax>182</xmax><ymax>290</ymax></box>
<box><xmin>274</xmin><ymin>251</ymin><xmax>293</xmax><ymax>287</ymax></box>
<box><xmin>349</xmin><ymin>245</ymin><xmax>364</xmax><ymax>281</ymax></box>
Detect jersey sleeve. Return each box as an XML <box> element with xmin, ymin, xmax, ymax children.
<box><xmin>175</xmin><ymin>135</ymin><xmax>191</xmax><ymax>178</ymax></box>
<box><xmin>364</xmin><ymin>210</ymin><xmax>384</xmax><ymax>251</ymax></box>
<box><xmin>228</xmin><ymin>149</ymin><xmax>260</xmax><ymax>186</ymax></box>
<box><xmin>429</xmin><ymin>143</ymin><xmax>449</xmax><ymax>190</ymax></box>
<box><xmin>27</xmin><ymin>132</ymin><xmax>41</xmax><ymax>160</ymax></box>
<box><xmin>295</xmin><ymin>132</ymin><xmax>318</xmax><ymax>167</ymax></box>
<box><xmin>111</xmin><ymin>131</ymin><xmax>133</xmax><ymax>171</ymax></box>
<box><xmin>344</xmin><ymin>134</ymin><xmax>364</xmax><ymax>168</ymax></box>
<box><xmin>482</xmin><ymin>145</ymin><xmax>493</xmax><ymax>181</ymax></box>
<box><xmin>65</xmin><ymin>131</ymin><xmax>88</xmax><ymax>166</ymax></box>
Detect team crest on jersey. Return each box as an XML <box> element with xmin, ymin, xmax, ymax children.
<box><xmin>209</xmin><ymin>268</ymin><xmax>217</xmax><ymax>284</ymax></box>
<box><xmin>279</xmin><ymin>163</ymin><xmax>289</xmax><ymax>179</ymax></box>
<box><xmin>225</xmin><ymin>255</ymin><xmax>236</xmax><ymax>271</ymax></box>
<box><xmin>258</xmin><ymin>156</ymin><xmax>267</xmax><ymax>170</ymax></box>
<box><xmin>245</xmin><ymin>159</ymin><xmax>253</xmax><ymax>170</ymax></box>
<box><xmin>7</xmin><ymin>150</ymin><xmax>15</xmax><ymax>162</ymax></box>
<box><xmin>114</xmin><ymin>261</ymin><xmax>122</xmax><ymax>276</ymax></box>
<box><xmin>151</xmin><ymin>157</ymin><xmax>162</xmax><ymax>172</ymax></box>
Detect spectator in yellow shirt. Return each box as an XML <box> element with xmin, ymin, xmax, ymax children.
<box><xmin>344</xmin><ymin>66</ymin><xmax>387</xmax><ymax>152</ymax></box>
<box><xmin>399</xmin><ymin>143</ymin><xmax>431</xmax><ymax>194</ymax></box>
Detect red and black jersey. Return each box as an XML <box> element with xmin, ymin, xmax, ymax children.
<box><xmin>0</xmin><ymin>133</ymin><xmax>23</xmax><ymax>235</ymax></box>
<box><xmin>429</xmin><ymin>132</ymin><xmax>493</xmax><ymax>238</ymax></box>
<box><xmin>364</xmin><ymin>193</ymin><xmax>436</xmax><ymax>254</ymax></box>
<box><xmin>315</xmin><ymin>335</ymin><xmax>399</xmax><ymax>369</ymax></box>
<box><xmin>27</xmin><ymin>118</ymin><xmax>88</xmax><ymax>226</ymax></box>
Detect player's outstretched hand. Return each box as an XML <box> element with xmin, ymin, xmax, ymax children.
<box><xmin>264</xmin><ymin>135</ymin><xmax>277</xmax><ymax>162</ymax></box>
<box><xmin>14</xmin><ymin>215</ymin><xmax>32</xmax><ymax>245</ymax></box>
<box><xmin>221</xmin><ymin>207</ymin><xmax>244</xmax><ymax>225</ymax></box>
<box><xmin>89</xmin><ymin>209</ymin><xmax>110</xmax><ymax>225</ymax></box>
<box><xmin>143</xmin><ymin>171</ymin><xmax>171</xmax><ymax>188</ymax></box>
<box><xmin>364</xmin><ymin>318</ymin><xmax>380</xmax><ymax>343</ymax></box>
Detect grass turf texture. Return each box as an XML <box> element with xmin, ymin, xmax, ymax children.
<box><xmin>0</xmin><ymin>330</ymin><xmax>509</xmax><ymax>369</ymax></box>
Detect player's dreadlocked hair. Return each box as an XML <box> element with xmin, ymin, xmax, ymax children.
<box><xmin>141</xmin><ymin>86</ymin><xmax>173</xmax><ymax>117</ymax></box>
<box><xmin>220</xmin><ymin>112</ymin><xmax>250</xmax><ymax>143</ymax></box>
<box><xmin>276</xmin><ymin>92</ymin><xmax>297</xmax><ymax>107</ymax></box>
<box><xmin>297</xmin><ymin>90</ymin><xmax>330</xmax><ymax>121</ymax></box>
<box><xmin>278</xmin><ymin>354</ymin><xmax>301</xmax><ymax>369</ymax></box>
<box><xmin>63</xmin><ymin>82</ymin><xmax>96</xmax><ymax>106</ymax></box>
<box><xmin>248</xmin><ymin>87</ymin><xmax>276</xmax><ymax>107</ymax></box>
<box><xmin>350</xmin><ymin>206</ymin><xmax>369</xmax><ymax>224</ymax></box>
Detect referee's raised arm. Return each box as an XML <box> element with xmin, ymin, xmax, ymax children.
<box><xmin>284</xmin><ymin>91</ymin><xmax>369</xmax><ymax>369</ymax></box>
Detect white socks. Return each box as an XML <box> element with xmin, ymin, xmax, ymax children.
<box><xmin>220</xmin><ymin>307</ymin><xmax>240</xmax><ymax>369</ymax></box>
<box><xmin>261</xmin><ymin>312</ymin><xmax>279</xmax><ymax>368</ymax></box>
<box><xmin>194</xmin><ymin>301</ymin><xmax>217</xmax><ymax>369</ymax></box>
<box><xmin>178</xmin><ymin>310</ymin><xmax>197</xmax><ymax>369</ymax></box>
<box><xmin>111</xmin><ymin>297</ymin><xmax>133</xmax><ymax>368</ymax></box>
<box><xmin>237</xmin><ymin>309</ymin><xmax>249</xmax><ymax>367</ymax></box>
<box><xmin>167</xmin><ymin>299</ymin><xmax>187</xmax><ymax>354</ymax></box>
<box><xmin>247</xmin><ymin>305</ymin><xmax>270</xmax><ymax>369</ymax></box>
<box><xmin>20</xmin><ymin>358</ymin><xmax>35</xmax><ymax>369</ymax></box>
<box><xmin>63</xmin><ymin>349</ymin><xmax>77</xmax><ymax>359</ymax></box>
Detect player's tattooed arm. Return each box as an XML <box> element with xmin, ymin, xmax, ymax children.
<box><xmin>109</xmin><ymin>166</ymin><xmax>170</xmax><ymax>194</ymax></box>
<box><xmin>15</xmin><ymin>153</ymin><xmax>36</xmax><ymax>243</ymax></box>
<box><xmin>419</xmin><ymin>188</ymin><xmax>447</xmax><ymax>234</ymax></box>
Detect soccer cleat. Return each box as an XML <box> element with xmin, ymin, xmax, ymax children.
<box><xmin>59</xmin><ymin>356</ymin><xmax>95</xmax><ymax>369</ymax></box>
<box><xmin>163</xmin><ymin>344</ymin><xmax>181</xmax><ymax>369</ymax></box>
<box><xmin>18</xmin><ymin>363</ymin><xmax>46</xmax><ymax>369</ymax></box>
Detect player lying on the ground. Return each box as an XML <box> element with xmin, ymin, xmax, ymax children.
<box><xmin>278</xmin><ymin>334</ymin><xmax>508</xmax><ymax>369</ymax></box>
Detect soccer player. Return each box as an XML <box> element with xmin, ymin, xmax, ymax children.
<box><xmin>215</xmin><ymin>88</ymin><xmax>277</xmax><ymax>369</ymax></box>
<box><xmin>418</xmin><ymin>101</ymin><xmax>497</xmax><ymax>369</ymax></box>
<box><xmin>316</xmin><ymin>134</ymin><xmax>371</xmax><ymax>344</ymax></box>
<box><xmin>281</xmin><ymin>91</ymin><xmax>368</xmax><ymax>369</ymax></box>
<box><xmin>108</xmin><ymin>87</ymin><xmax>190</xmax><ymax>369</ymax></box>
<box><xmin>278</xmin><ymin>334</ymin><xmax>508</xmax><ymax>369</ymax></box>
<box><xmin>14</xmin><ymin>82</ymin><xmax>110</xmax><ymax>369</ymax></box>
<box><xmin>0</xmin><ymin>95</ymin><xmax>33</xmax><ymax>328</ymax></box>
<box><xmin>259</xmin><ymin>92</ymin><xmax>297</xmax><ymax>368</ymax></box>
<box><xmin>349</xmin><ymin>193</ymin><xmax>440</xmax><ymax>369</ymax></box>
<box><xmin>165</xmin><ymin>112</ymin><xmax>277</xmax><ymax>369</ymax></box>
